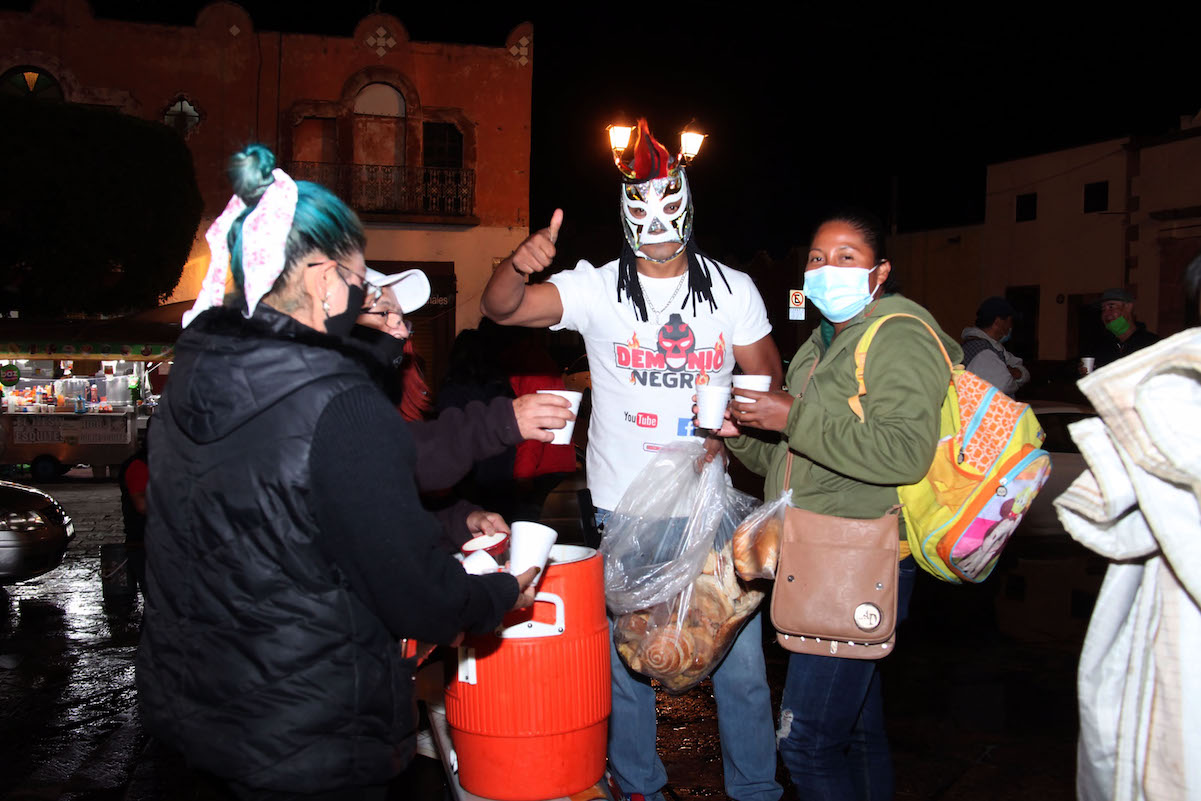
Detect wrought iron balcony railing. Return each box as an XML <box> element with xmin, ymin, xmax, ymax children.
<box><xmin>285</xmin><ymin>162</ymin><xmax>475</xmax><ymax>218</ymax></box>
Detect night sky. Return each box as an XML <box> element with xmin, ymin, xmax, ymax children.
<box><xmin>10</xmin><ymin>1</ymin><xmax>1201</xmax><ymax>268</ymax></box>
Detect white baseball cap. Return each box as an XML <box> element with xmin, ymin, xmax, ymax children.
<box><xmin>366</xmin><ymin>268</ymin><xmax>431</xmax><ymax>314</ymax></box>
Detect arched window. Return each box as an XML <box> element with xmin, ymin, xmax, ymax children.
<box><xmin>352</xmin><ymin>83</ymin><xmax>406</xmax><ymax>170</ymax></box>
<box><xmin>163</xmin><ymin>95</ymin><xmax>202</xmax><ymax>137</ymax></box>
<box><xmin>1</xmin><ymin>66</ymin><xmax>63</xmax><ymax>101</ymax></box>
<box><xmin>351</xmin><ymin>83</ymin><xmax>408</xmax><ymax>211</ymax></box>
<box><xmin>353</xmin><ymin>83</ymin><xmax>405</xmax><ymax>118</ymax></box>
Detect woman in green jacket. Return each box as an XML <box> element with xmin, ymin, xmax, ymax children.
<box><xmin>721</xmin><ymin>209</ymin><xmax>961</xmax><ymax>800</ymax></box>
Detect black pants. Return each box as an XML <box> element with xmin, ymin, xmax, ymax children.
<box><xmin>125</xmin><ymin>543</ymin><xmax>148</xmax><ymax>600</ymax></box>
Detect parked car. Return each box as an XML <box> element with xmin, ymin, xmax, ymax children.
<box><xmin>0</xmin><ymin>480</ymin><xmax>74</xmax><ymax>584</ymax></box>
<box><xmin>1019</xmin><ymin>401</ymin><xmax>1094</xmax><ymax>539</ymax></box>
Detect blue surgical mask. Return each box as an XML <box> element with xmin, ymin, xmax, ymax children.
<box><xmin>999</xmin><ymin>332</ymin><xmax>1012</xmax><ymax>344</ymax></box>
<box><xmin>803</xmin><ymin>265</ymin><xmax>879</xmax><ymax>323</ymax></box>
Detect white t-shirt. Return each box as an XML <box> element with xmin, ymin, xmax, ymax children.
<box><xmin>549</xmin><ymin>257</ymin><xmax>772</xmax><ymax>510</ymax></box>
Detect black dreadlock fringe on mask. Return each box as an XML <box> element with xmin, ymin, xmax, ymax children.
<box><xmin>616</xmin><ymin>243</ymin><xmax>648</xmax><ymax>322</ymax></box>
<box><xmin>616</xmin><ymin>240</ymin><xmax>732</xmax><ymax>323</ymax></box>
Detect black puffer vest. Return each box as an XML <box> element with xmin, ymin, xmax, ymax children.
<box><xmin>961</xmin><ymin>336</ymin><xmax>1004</xmax><ymax>367</ymax></box>
<box><xmin>136</xmin><ymin>306</ymin><xmax>412</xmax><ymax>791</ymax></box>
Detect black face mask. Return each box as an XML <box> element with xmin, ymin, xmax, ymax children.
<box><xmin>350</xmin><ymin>323</ymin><xmax>407</xmax><ymax>368</ymax></box>
<box><xmin>323</xmin><ymin>283</ymin><xmax>367</xmax><ymax>338</ymax></box>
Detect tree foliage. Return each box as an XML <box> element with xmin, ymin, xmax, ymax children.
<box><xmin>0</xmin><ymin>97</ymin><xmax>203</xmax><ymax>317</ymax></box>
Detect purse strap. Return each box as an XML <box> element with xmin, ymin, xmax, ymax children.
<box><xmin>783</xmin><ymin>355</ymin><xmax>820</xmax><ymax>487</ymax></box>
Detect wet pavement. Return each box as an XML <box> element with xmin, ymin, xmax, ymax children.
<box><xmin>1</xmin><ymin>477</ymin><xmax>145</xmax><ymax>800</ymax></box>
<box><xmin>1</xmin><ymin>476</ymin><xmax>1097</xmax><ymax>800</ymax></box>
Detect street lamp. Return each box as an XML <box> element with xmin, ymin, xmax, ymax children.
<box><xmin>607</xmin><ymin>124</ymin><xmax>633</xmax><ymax>157</ymax></box>
<box><xmin>607</xmin><ymin>120</ymin><xmax>706</xmax><ymax>168</ymax></box>
<box><xmin>679</xmin><ymin>129</ymin><xmax>706</xmax><ymax>164</ymax></box>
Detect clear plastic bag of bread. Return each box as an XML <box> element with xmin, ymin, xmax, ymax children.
<box><xmin>613</xmin><ymin>486</ymin><xmax>765</xmax><ymax>694</ymax></box>
<box><xmin>731</xmin><ymin>488</ymin><xmax>791</xmax><ymax>581</ymax></box>
<box><xmin>602</xmin><ymin>441</ymin><xmax>730</xmax><ymax>615</ymax></box>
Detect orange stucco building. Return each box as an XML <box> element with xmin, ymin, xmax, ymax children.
<box><xmin>2</xmin><ymin>0</ymin><xmax>534</xmax><ymax>379</ymax></box>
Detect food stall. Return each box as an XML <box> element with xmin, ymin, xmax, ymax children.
<box><xmin>0</xmin><ymin>317</ymin><xmax>177</xmax><ymax>481</ymax></box>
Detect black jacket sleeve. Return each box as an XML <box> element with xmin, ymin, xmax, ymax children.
<box><xmin>429</xmin><ymin>498</ymin><xmax>483</xmax><ymax>552</ymax></box>
<box><xmin>309</xmin><ymin>389</ymin><xmax>518</xmax><ymax>642</ymax></box>
<box><xmin>407</xmin><ymin>397</ymin><xmax>523</xmax><ymax>492</ymax></box>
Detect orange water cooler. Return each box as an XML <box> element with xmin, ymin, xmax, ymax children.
<box><xmin>445</xmin><ymin>544</ymin><xmax>611</xmax><ymax>801</ymax></box>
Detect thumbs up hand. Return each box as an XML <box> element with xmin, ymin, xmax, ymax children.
<box><xmin>510</xmin><ymin>209</ymin><xmax>564</xmax><ymax>276</ymax></box>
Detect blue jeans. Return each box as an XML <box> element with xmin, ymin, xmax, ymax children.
<box><xmin>597</xmin><ymin>509</ymin><xmax>782</xmax><ymax>801</ymax></box>
<box><xmin>777</xmin><ymin>558</ymin><xmax>917</xmax><ymax>801</ymax></box>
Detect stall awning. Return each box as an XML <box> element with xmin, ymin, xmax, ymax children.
<box><xmin>0</xmin><ymin>316</ymin><xmax>180</xmax><ymax>361</ymax></box>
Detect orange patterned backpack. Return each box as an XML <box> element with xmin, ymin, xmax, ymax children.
<box><xmin>849</xmin><ymin>314</ymin><xmax>1053</xmax><ymax>583</ymax></box>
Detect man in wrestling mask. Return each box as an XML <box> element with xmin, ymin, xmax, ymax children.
<box><xmin>481</xmin><ymin>118</ymin><xmax>783</xmax><ymax>801</ymax></box>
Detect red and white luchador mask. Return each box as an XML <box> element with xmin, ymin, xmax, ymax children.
<box><xmin>621</xmin><ymin>171</ymin><xmax>694</xmax><ymax>262</ymax></box>
<box><xmin>615</xmin><ymin>119</ymin><xmax>695</xmax><ymax>263</ymax></box>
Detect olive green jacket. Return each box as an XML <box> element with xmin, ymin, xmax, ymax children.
<box><xmin>727</xmin><ymin>295</ymin><xmax>962</xmax><ymax>521</ymax></box>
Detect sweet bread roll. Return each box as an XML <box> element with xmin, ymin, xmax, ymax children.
<box><xmin>660</xmin><ymin>670</ymin><xmax>696</xmax><ymax>693</ymax></box>
<box><xmin>639</xmin><ymin>627</ymin><xmax>693</xmax><ymax>676</ymax></box>
<box><xmin>690</xmin><ymin>575</ymin><xmax>735</xmax><ymax>624</ymax></box>
<box><xmin>755</xmin><ymin>517</ymin><xmax>782</xmax><ymax>578</ymax></box>
<box><xmin>732</xmin><ymin>587</ymin><xmax>765</xmax><ymax>617</ymax></box>
<box><xmin>682</xmin><ymin>626</ymin><xmax>717</xmax><ymax>678</ymax></box>
<box><xmin>733</xmin><ymin>515</ymin><xmax>782</xmax><ymax>580</ymax></box>
<box><xmin>715</xmin><ymin>547</ymin><xmax>744</xmax><ymax>601</ymax></box>
<box><xmin>714</xmin><ymin>610</ymin><xmax>750</xmax><ymax>652</ymax></box>
<box><xmin>732</xmin><ymin>519</ymin><xmax>756</xmax><ymax>578</ymax></box>
<box><xmin>616</xmin><ymin>638</ymin><xmax>643</xmax><ymax>673</ymax></box>
<box><xmin>616</xmin><ymin>539</ymin><xmax>771</xmax><ymax>691</ymax></box>
<box><xmin>616</xmin><ymin>611</ymin><xmax>652</xmax><ymax>640</ymax></box>
<box><xmin>683</xmin><ymin>606</ymin><xmax>719</xmax><ymax>643</ymax></box>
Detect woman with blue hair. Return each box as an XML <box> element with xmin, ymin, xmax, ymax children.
<box><xmin>136</xmin><ymin>145</ymin><xmax>538</xmax><ymax>800</ymax></box>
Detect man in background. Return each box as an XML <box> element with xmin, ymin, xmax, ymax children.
<box><xmin>1089</xmin><ymin>288</ymin><xmax>1159</xmax><ymax>367</ymax></box>
<box><xmin>961</xmin><ymin>296</ymin><xmax>1029</xmax><ymax>397</ymax></box>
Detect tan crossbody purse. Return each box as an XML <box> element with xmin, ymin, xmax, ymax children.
<box><xmin>769</xmin><ymin>357</ymin><xmax>901</xmax><ymax>660</ymax></box>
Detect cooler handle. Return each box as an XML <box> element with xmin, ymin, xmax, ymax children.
<box><xmin>496</xmin><ymin>592</ymin><xmax>565</xmax><ymax>639</ymax></box>
<box><xmin>457</xmin><ymin>646</ymin><xmax>477</xmax><ymax>685</ymax></box>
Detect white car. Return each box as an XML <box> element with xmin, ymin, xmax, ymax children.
<box><xmin>0</xmin><ymin>480</ymin><xmax>75</xmax><ymax>584</ymax></box>
<box><xmin>1019</xmin><ymin>402</ymin><xmax>1094</xmax><ymax>539</ymax></box>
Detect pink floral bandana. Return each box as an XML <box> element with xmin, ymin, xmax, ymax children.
<box><xmin>183</xmin><ymin>169</ymin><xmax>299</xmax><ymax>327</ymax></box>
